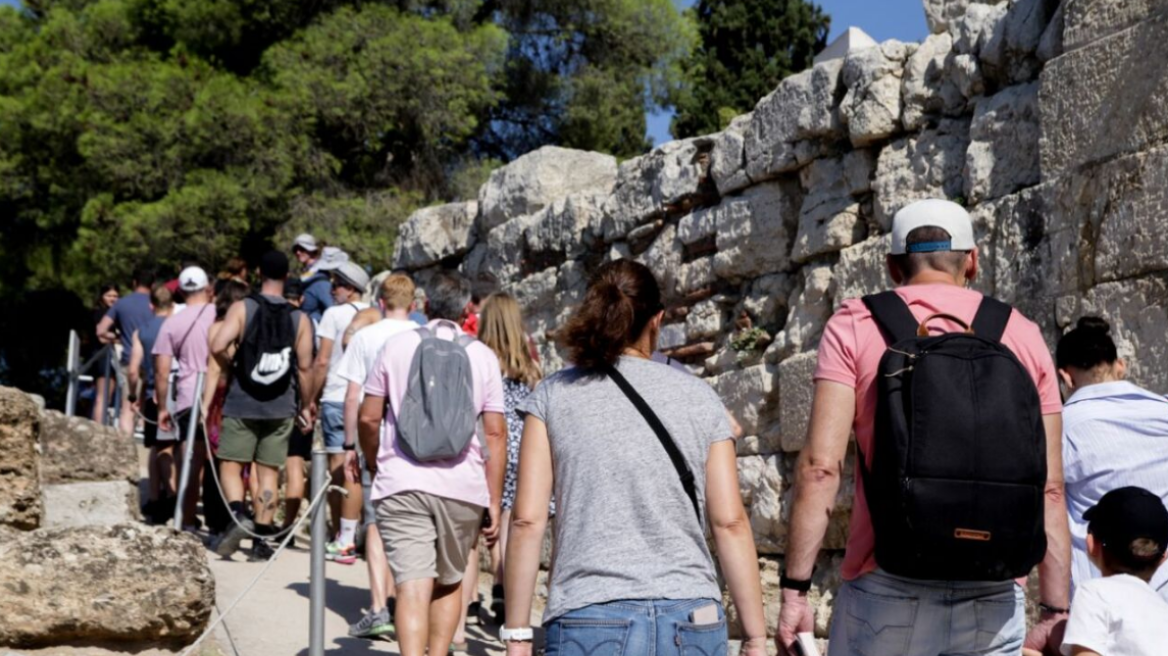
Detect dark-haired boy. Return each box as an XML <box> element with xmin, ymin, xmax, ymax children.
<box><xmin>1059</xmin><ymin>486</ymin><xmax>1168</xmax><ymax>655</ymax></box>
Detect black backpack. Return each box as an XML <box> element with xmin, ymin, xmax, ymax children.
<box><xmin>860</xmin><ymin>291</ymin><xmax>1047</xmax><ymax>581</ymax></box>
<box><xmin>234</xmin><ymin>294</ymin><xmax>297</xmax><ymax>402</ymax></box>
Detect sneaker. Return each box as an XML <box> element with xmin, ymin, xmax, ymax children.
<box><xmin>248</xmin><ymin>538</ymin><xmax>275</xmax><ymax>562</ymax></box>
<box><xmin>326</xmin><ymin>540</ymin><xmax>358</xmax><ymax>565</ymax></box>
<box><xmin>348</xmin><ymin>607</ymin><xmax>393</xmax><ymax>639</ymax></box>
<box><xmin>214</xmin><ymin>513</ymin><xmax>255</xmax><ymax>558</ymax></box>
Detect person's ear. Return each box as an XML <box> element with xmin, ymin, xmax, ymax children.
<box><xmin>1057</xmin><ymin>368</ymin><xmax>1075</xmax><ymax>394</ymax></box>
<box><xmin>886</xmin><ymin>255</ymin><xmax>904</xmax><ymax>285</ymax></box>
<box><xmin>1115</xmin><ymin>358</ymin><xmax>1128</xmax><ymax>380</ymax></box>
<box><xmin>966</xmin><ymin>248</ymin><xmax>979</xmax><ymax>283</ymax></box>
<box><xmin>1086</xmin><ymin>532</ymin><xmax>1100</xmax><ymax>559</ymax></box>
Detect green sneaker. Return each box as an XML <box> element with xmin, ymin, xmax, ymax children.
<box><xmin>349</xmin><ymin>607</ymin><xmax>393</xmax><ymax>639</ymax></box>
<box><xmin>325</xmin><ymin>540</ymin><xmax>358</xmax><ymax>565</ymax></box>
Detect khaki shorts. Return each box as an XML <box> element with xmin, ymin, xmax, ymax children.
<box><xmin>218</xmin><ymin>417</ymin><xmax>294</xmax><ymax>468</ymax></box>
<box><xmin>376</xmin><ymin>491</ymin><xmax>482</xmax><ymax>586</ymax></box>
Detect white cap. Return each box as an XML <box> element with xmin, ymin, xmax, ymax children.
<box><xmin>332</xmin><ymin>261</ymin><xmax>370</xmax><ymax>291</ymax></box>
<box><xmin>889</xmin><ymin>198</ymin><xmax>976</xmax><ymax>255</ymax></box>
<box><xmin>292</xmin><ymin>233</ymin><xmax>319</xmax><ymax>252</ymax></box>
<box><xmin>178</xmin><ymin>266</ymin><xmax>209</xmax><ymax>292</ymax></box>
<box><xmin>316</xmin><ymin>246</ymin><xmax>350</xmax><ymax>271</ymax></box>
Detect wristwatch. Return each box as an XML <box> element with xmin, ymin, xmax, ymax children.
<box><xmin>780</xmin><ymin>569</ymin><xmax>814</xmax><ymax>592</ymax></box>
<box><xmin>499</xmin><ymin>626</ymin><xmax>534</xmax><ymax>642</ymax></box>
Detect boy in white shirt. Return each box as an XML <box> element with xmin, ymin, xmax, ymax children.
<box><xmin>1060</xmin><ymin>486</ymin><xmax>1168</xmax><ymax>656</ymax></box>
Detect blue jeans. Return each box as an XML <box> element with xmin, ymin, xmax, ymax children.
<box><xmin>320</xmin><ymin>401</ymin><xmax>346</xmax><ymax>453</ymax></box>
<box><xmin>545</xmin><ymin>599</ymin><xmax>727</xmax><ymax>656</ymax></box>
<box><xmin>827</xmin><ymin>569</ymin><xmax>1025</xmax><ymax>656</ymax></box>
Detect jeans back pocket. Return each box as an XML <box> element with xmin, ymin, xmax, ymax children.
<box><xmin>675</xmin><ymin>619</ymin><xmax>728</xmax><ymax>656</ymax></box>
<box><xmin>550</xmin><ymin>618</ymin><xmax>632</xmax><ymax>656</ymax></box>
<box><xmin>843</xmin><ymin>586</ymin><xmax>918</xmax><ymax>656</ymax></box>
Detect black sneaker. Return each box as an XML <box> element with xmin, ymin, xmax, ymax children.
<box><xmin>248</xmin><ymin>538</ymin><xmax>275</xmax><ymax>562</ymax></box>
<box><xmin>214</xmin><ymin>512</ymin><xmax>255</xmax><ymax>558</ymax></box>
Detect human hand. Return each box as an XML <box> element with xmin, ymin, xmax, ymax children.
<box><xmin>482</xmin><ymin>503</ymin><xmax>502</xmax><ymax>546</ymax></box>
<box><xmin>158</xmin><ymin>408</ymin><xmax>173</xmax><ymax>432</ymax></box>
<box><xmin>741</xmin><ymin>636</ymin><xmax>768</xmax><ymax>656</ymax></box>
<box><xmin>504</xmin><ymin>641</ymin><xmax>533</xmax><ymax>656</ymax></box>
<box><xmin>343</xmin><ymin>450</ymin><xmax>360</xmax><ymax>484</ymax></box>
<box><xmin>776</xmin><ymin>588</ymin><xmax>814</xmax><ymax>656</ymax></box>
<box><xmin>299</xmin><ymin>404</ymin><xmax>316</xmax><ymax>430</ymax></box>
<box><xmin>1023</xmin><ymin>610</ymin><xmax>1067</xmax><ymax>656</ymax></box>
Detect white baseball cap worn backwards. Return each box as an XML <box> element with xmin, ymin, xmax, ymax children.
<box><xmin>889</xmin><ymin>198</ymin><xmax>976</xmax><ymax>255</ymax></box>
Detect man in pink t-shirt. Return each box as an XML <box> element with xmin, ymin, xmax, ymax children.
<box><xmin>778</xmin><ymin>199</ymin><xmax>1072</xmax><ymax>656</ymax></box>
<box><xmin>358</xmin><ymin>270</ymin><xmax>506</xmax><ymax>656</ymax></box>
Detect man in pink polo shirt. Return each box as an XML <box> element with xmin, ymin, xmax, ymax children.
<box><xmin>358</xmin><ymin>270</ymin><xmax>507</xmax><ymax>656</ymax></box>
<box><xmin>778</xmin><ymin>199</ymin><xmax>1072</xmax><ymax>656</ymax></box>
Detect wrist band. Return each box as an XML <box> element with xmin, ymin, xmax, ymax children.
<box><xmin>780</xmin><ymin>570</ymin><xmax>813</xmax><ymax>592</ymax></box>
<box><xmin>342</xmin><ymin>444</ymin><xmax>356</xmax><ymax>451</ymax></box>
<box><xmin>1039</xmin><ymin>602</ymin><xmax>1069</xmax><ymax>615</ymax></box>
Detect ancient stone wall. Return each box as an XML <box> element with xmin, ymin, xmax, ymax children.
<box><xmin>392</xmin><ymin>0</ymin><xmax>1168</xmax><ymax>635</ymax></box>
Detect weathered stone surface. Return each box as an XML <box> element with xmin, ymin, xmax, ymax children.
<box><xmin>478</xmin><ymin>146</ymin><xmax>617</xmax><ymax>232</ymax></box>
<box><xmin>768</xmin><ymin>263</ymin><xmax>835</xmax><ymax>361</ymax></box>
<box><xmin>779</xmin><ymin>351</ymin><xmax>818</xmax><ymax>453</ymax></box>
<box><xmin>712</xmin><ymin>180</ymin><xmax>802</xmax><ymax>281</ymax></box>
<box><xmin>637</xmin><ymin>224</ymin><xmax>685</xmax><ymax>301</ymax></box>
<box><xmin>834</xmin><ymin>235</ymin><xmax>894</xmax><ymax>305</ymax></box>
<box><xmin>1066</xmin><ymin>276</ymin><xmax>1168</xmax><ymax>394</ymax></box>
<box><xmin>0</xmin><ymin>387</ymin><xmax>41</xmax><ymax>530</ymax></box>
<box><xmin>605</xmin><ymin>138</ymin><xmax>715</xmax><ymax>241</ymax></box>
<box><xmin>676</xmin><ymin>257</ymin><xmax>717</xmax><ymax>297</ymax></box>
<box><xmin>738</xmin><ymin>455</ymin><xmax>785</xmax><ymax>554</ymax></box>
<box><xmin>923</xmin><ymin>0</ymin><xmax>985</xmax><ymax>34</ymax></box>
<box><xmin>839</xmin><ymin>40</ymin><xmax>910</xmax><ymax>146</ymax></box>
<box><xmin>512</xmin><ymin>266</ymin><xmax>559</xmax><ymax>336</ymax></box>
<box><xmin>42</xmin><ymin>481</ymin><xmax>139</xmax><ymax>529</ymax></box>
<box><xmin>524</xmin><ymin>193</ymin><xmax>604</xmax><ymax>261</ymax></box>
<box><xmin>685</xmin><ymin>300</ymin><xmax>725</xmax><ymax>341</ymax></box>
<box><xmin>744</xmin><ymin>59</ymin><xmax>844</xmax><ymax>181</ymax></box>
<box><xmin>710</xmin><ymin>364</ymin><xmax>778</xmax><ymax>438</ymax></box>
<box><xmin>742</xmin><ymin>273</ymin><xmax>795</xmax><ymax>333</ymax></box>
<box><xmin>710</xmin><ymin>113</ymin><xmax>754</xmax><ymax>196</ymax></box>
<box><xmin>392</xmin><ymin>201</ymin><xmax>478</xmax><ymax>271</ymax></box>
<box><xmin>1063</xmin><ymin>0</ymin><xmax>1168</xmax><ymax>51</ymax></box>
<box><xmin>677</xmin><ymin>205</ymin><xmax>719</xmax><ymax>246</ymax></box>
<box><xmin>1040</xmin><ymin>13</ymin><xmax>1168</xmax><ymax>178</ymax></box>
<box><xmin>873</xmin><ymin>118</ymin><xmax>970</xmax><ymax>230</ymax></box>
<box><xmin>39</xmin><ymin>410</ymin><xmax>137</xmax><ymax>485</ymax></box>
<box><xmin>465</xmin><ymin>213</ymin><xmax>535</xmax><ymax>285</ymax></box>
<box><xmin>902</xmin><ymin>33</ymin><xmax>982</xmax><ymax>131</ymax></box>
<box><xmin>952</xmin><ymin>1</ymin><xmax>1009</xmax><ymax>58</ymax></box>
<box><xmin>965</xmin><ymin>82</ymin><xmax>1041</xmax><ymax>204</ymax></box>
<box><xmin>1092</xmin><ymin>145</ymin><xmax>1168</xmax><ymax>283</ymax></box>
<box><xmin>793</xmin><ymin>158</ymin><xmax>869</xmax><ymax>263</ymax></box>
<box><xmin>1037</xmin><ymin>0</ymin><xmax>1066</xmax><ymax>61</ymax></box>
<box><xmin>976</xmin><ymin>0</ymin><xmax>1060</xmax><ymax>85</ymax></box>
<box><xmin>0</xmin><ymin>524</ymin><xmax>214</xmax><ymax>647</ymax></box>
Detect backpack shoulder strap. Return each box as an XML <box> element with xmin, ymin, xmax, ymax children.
<box><xmin>862</xmin><ymin>291</ymin><xmax>918</xmax><ymax>344</ymax></box>
<box><xmin>603</xmin><ymin>363</ymin><xmax>702</xmax><ymax>525</ymax></box>
<box><xmin>971</xmin><ymin>296</ymin><xmax>1012</xmax><ymax>343</ymax></box>
<box><xmin>416</xmin><ymin>327</ymin><xmax>432</xmax><ymax>341</ymax></box>
<box><xmin>456</xmin><ymin>335</ymin><xmax>475</xmax><ymax>348</ymax></box>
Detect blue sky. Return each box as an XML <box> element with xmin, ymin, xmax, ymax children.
<box><xmin>647</xmin><ymin>0</ymin><xmax>928</xmax><ymax>144</ymax></box>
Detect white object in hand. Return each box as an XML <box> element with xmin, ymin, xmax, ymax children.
<box><xmin>795</xmin><ymin>632</ymin><xmax>821</xmax><ymax>656</ymax></box>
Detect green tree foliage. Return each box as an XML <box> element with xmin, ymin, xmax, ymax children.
<box><xmin>672</xmin><ymin>0</ymin><xmax>830</xmax><ymax>138</ymax></box>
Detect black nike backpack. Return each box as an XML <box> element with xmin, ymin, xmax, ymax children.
<box><xmin>234</xmin><ymin>294</ymin><xmax>297</xmax><ymax>402</ymax></box>
<box><xmin>860</xmin><ymin>291</ymin><xmax>1047</xmax><ymax>581</ymax></box>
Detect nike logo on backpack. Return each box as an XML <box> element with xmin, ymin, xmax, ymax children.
<box><xmin>251</xmin><ymin>347</ymin><xmax>292</xmax><ymax>385</ymax></box>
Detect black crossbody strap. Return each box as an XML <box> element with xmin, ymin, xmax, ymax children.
<box><xmin>971</xmin><ymin>296</ymin><xmax>1012</xmax><ymax>343</ymax></box>
<box><xmin>862</xmin><ymin>292</ymin><xmax>918</xmax><ymax>344</ymax></box>
<box><xmin>604</xmin><ymin>363</ymin><xmax>702</xmax><ymax>524</ymax></box>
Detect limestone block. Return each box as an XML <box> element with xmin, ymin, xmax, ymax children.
<box><xmin>1063</xmin><ymin>0</ymin><xmax>1168</xmax><ymax>51</ymax></box>
<box><xmin>0</xmin><ymin>524</ymin><xmax>214</xmax><ymax>647</ymax></box>
<box><xmin>952</xmin><ymin>2</ymin><xmax>1009</xmax><ymax>59</ymax></box>
<box><xmin>779</xmin><ymin>351</ymin><xmax>818</xmax><ymax>453</ymax></box>
<box><xmin>476</xmin><ymin>214</ymin><xmax>534</xmax><ymax>285</ymax></box>
<box><xmin>1037</xmin><ymin>0</ymin><xmax>1065</xmax><ymax>61</ymax></box>
<box><xmin>742</xmin><ymin>273</ymin><xmax>795</xmax><ymax>332</ymax></box>
<box><xmin>744</xmin><ymin>59</ymin><xmax>845</xmax><ymax>181</ymax></box>
<box><xmin>1040</xmin><ymin>13</ymin><xmax>1168</xmax><ymax>178</ymax></box>
<box><xmin>710</xmin><ymin>112</ymin><xmax>754</xmax><ymax>196</ymax></box>
<box><xmin>676</xmin><ymin>257</ymin><xmax>717</xmax><ymax>297</ymax></box>
<box><xmin>677</xmin><ymin>206</ymin><xmax>719</xmax><ymax>246</ymax></box>
<box><xmin>902</xmin><ymin>33</ymin><xmax>981</xmax><ymax>131</ymax></box>
<box><xmin>712</xmin><ymin>180</ymin><xmax>802</xmax><ymax>281</ymax></box>
<box><xmin>392</xmin><ymin>201</ymin><xmax>477</xmax><ymax>271</ymax></box>
<box><xmin>768</xmin><ymin>264</ymin><xmax>835</xmax><ymax>361</ymax></box>
<box><xmin>834</xmin><ymin>235</ymin><xmax>894</xmax><ymax>306</ymax></box>
<box><xmin>735</xmin><ymin>433</ymin><xmax>783</xmax><ymax>457</ymax></box>
<box><xmin>839</xmin><ymin>40</ymin><xmax>910</xmax><ymax>147</ymax></box>
<box><xmin>1069</xmin><ymin>277</ymin><xmax>1168</xmax><ymax>394</ymax></box>
<box><xmin>872</xmin><ymin>118</ymin><xmax>970</xmax><ymax>230</ymax></box>
<box><xmin>0</xmin><ymin>387</ymin><xmax>41</xmax><ymax>530</ymax></box>
<box><xmin>524</xmin><ymin>192</ymin><xmax>604</xmax><ymax>260</ymax></box>
<box><xmin>605</xmin><ymin>138</ymin><xmax>714</xmax><ymax>241</ymax></box>
<box><xmin>965</xmin><ymin>81</ymin><xmax>1041</xmax><ymax>204</ymax></box>
<box><xmin>685</xmin><ymin>299</ymin><xmax>724</xmax><ymax>341</ymax></box>
<box><xmin>985</xmin><ymin>185</ymin><xmax>1067</xmax><ymax>304</ymax></box>
<box><xmin>843</xmin><ymin>148</ymin><xmax>878</xmax><ymax>195</ymax></box>
<box><xmin>636</xmin><ymin>224</ymin><xmax>684</xmax><ymax>301</ymax></box>
<box><xmin>737</xmin><ymin>455</ymin><xmax>785</xmax><ymax>554</ymax></box>
<box><xmin>478</xmin><ymin>146</ymin><xmax>617</xmax><ymax>232</ymax></box>
<box><xmin>39</xmin><ymin>410</ymin><xmax>137</xmax><ymax>485</ymax></box>
<box><xmin>658</xmin><ymin>323</ymin><xmax>687</xmax><ymax>351</ymax></box>
<box><xmin>512</xmin><ymin>266</ymin><xmax>559</xmax><ymax>334</ymax></box>
<box><xmin>793</xmin><ymin>158</ymin><xmax>869</xmax><ymax>263</ymax></box>
<box><xmin>42</xmin><ymin>481</ymin><xmax>138</xmax><ymax>529</ymax></box>
<box><xmin>977</xmin><ymin>0</ymin><xmax>1060</xmax><ymax>85</ymax></box>
<box><xmin>710</xmin><ymin>364</ymin><xmax>779</xmax><ymax>438</ymax></box>
<box><xmin>1091</xmin><ymin>145</ymin><xmax>1168</xmax><ymax>284</ymax></box>
<box><xmin>923</xmin><ymin>0</ymin><xmax>992</xmax><ymax>34</ymax></box>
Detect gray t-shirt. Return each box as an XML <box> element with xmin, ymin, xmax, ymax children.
<box><xmin>520</xmin><ymin>355</ymin><xmax>733</xmax><ymax>623</ymax></box>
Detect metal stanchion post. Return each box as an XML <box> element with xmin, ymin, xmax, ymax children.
<box><xmin>173</xmin><ymin>371</ymin><xmax>206</xmax><ymax>531</ymax></box>
<box><xmin>309</xmin><ymin>449</ymin><xmax>328</xmax><ymax>656</ymax></box>
<box><xmin>65</xmin><ymin>331</ymin><xmax>79</xmax><ymax>417</ymax></box>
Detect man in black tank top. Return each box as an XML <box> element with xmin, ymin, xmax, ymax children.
<box><xmin>209</xmin><ymin>251</ymin><xmax>316</xmax><ymax>560</ymax></box>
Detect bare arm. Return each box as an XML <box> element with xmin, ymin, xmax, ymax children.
<box><xmin>706</xmin><ymin>439</ymin><xmax>766</xmax><ymax>647</ymax></box>
<box><xmin>1071</xmin><ymin>648</ymin><xmax>1101</xmax><ymax>656</ymax></box>
<box><xmin>481</xmin><ymin>411</ymin><xmax>508</xmax><ymax>544</ymax></box>
<box><xmin>310</xmin><ymin>337</ymin><xmax>333</xmax><ymax>403</ymax></box>
<box><xmin>343</xmin><ymin>380</ymin><xmax>362</xmax><ymax>448</ymax></box>
<box><xmin>1038</xmin><ymin>413</ymin><xmax>1072</xmax><ymax>608</ymax></box>
<box><xmin>342</xmin><ymin>308</ymin><xmax>380</xmax><ymax>348</ymax></box>
<box><xmin>358</xmin><ymin>394</ymin><xmax>384</xmax><ymax>472</ymax></box>
<box><xmin>127</xmin><ymin>330</ymin><xmax>144</xmax><ymax>398</ymax></box>
<box><xmin>202</xmin><ymin>323</ymin><xmax>223</xmax><ymax>414</ymax></box>
<box><xmin>95</xmin><ymin>314</ymin><xmax>117</xmax><ymax>344</ymax></box>
<box><xmin>296</xmin><ymin>313</ymin><xmax>315</xmax><ymax>414</ymax></box>
<box><xmin>503</xmin><ymin>415</ymin><xmax>552</xmax><ymax>631</ymax></box>
<box><xmin>785</xmin><ymin>381</ymin><xmax>855</xmax><ymax>578</ymax></box>
<box><xmin>209</xmin><ymin>301</ymin><xmax>245</xmax><ymax>367</ymax></box>
<box><xmin>154</xmin><ymin>353</ymin><xmax>173</xmax><ymax>430</ymax></box>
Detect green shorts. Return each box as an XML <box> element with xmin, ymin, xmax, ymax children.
<box><xmin>219</xmin><ymin>416</ymin><xmax>294</xmax><ymax>468</ymax></box>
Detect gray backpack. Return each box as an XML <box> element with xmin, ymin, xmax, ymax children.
<box><xmin>396</xmin><ymin>322</ymin><xmax>478</xmax><ymax>462</ymax></box>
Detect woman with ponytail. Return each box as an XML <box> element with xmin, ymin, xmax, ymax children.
<box><xmin>1057</xmin><ymin>316</ymin><xmax>1168</xmax><ymax>601</ymax></box>
<box><xmin>500</xmin><ymin>260</ymin><xmax>767</xmax><ymax>656</ymax></box>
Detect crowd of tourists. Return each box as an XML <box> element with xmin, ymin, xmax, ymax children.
<box><xmin>89</xmin><ymin>198</ymin><xmax>1167</xmax><ymax>656</ymax></box>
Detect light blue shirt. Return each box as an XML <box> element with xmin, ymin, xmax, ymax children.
<box><xmin>1063</xmin><ymin>380</ymin><xmax>1168</xmax><ymax>602</ymax></box>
